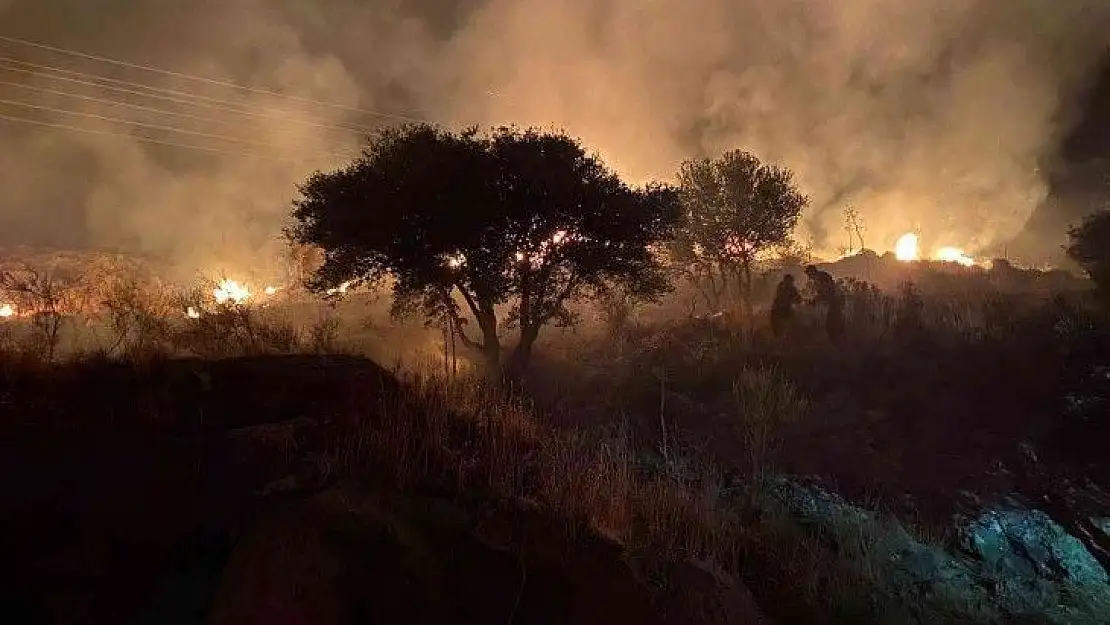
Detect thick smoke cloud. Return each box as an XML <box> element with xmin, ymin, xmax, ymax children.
<box><xmin>0</xmin><ymin>0</ymin><xmax>435</xmax><ymax>280</ymax></box>
<box><xmin>0</xmin><ymin>0</ymin><xmax>1107</xmax><ymax>278</ymax></box>
<box><xmin>432</xmin><ymin>0</ymin><xmax>1110</xmax><ymax>260</ymax></box>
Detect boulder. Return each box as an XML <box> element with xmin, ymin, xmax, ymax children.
<box><xmin>959</xmin><ymin>505</ymin><xmax>1110</xmax><ymax>619</ymax></box>
<box><xmin>768</xmin><ymin>477</ymin><xmax>1110</xmax><ymax>623</ymax></box>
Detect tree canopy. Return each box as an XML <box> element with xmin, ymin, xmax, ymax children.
<box><xmin>671</xmin><ymin>149</ymin><xmax>808</xmax><ymax>313</ymax></box>
<box><xmin>288</xmin><ymin>124</ymin><xmax>681</xmax><ymax>373</ymax></box>
<box><xmin>1066</xmin><ymin>208</ymin><xmax>1110</xmax><ymax>301</ymax></box>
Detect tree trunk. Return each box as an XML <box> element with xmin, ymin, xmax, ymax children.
<box><xmin>507</xmin><ymin>322</ymin><xmax>541</xmax><ymax>379</ymax></box>
<box><xmin>475</xmin><ymin>309</ymin><xmax>501</xmax><ymax>377</ymax></box>
<box><xmin>723</xmin><ymin>264</ymin><xmax>745</xmax><ymax>316</ymax></box>
<box><xmin>741</xmin><ymin>261</ymin><xmax>754</xmax><ymax>317</ymax></box>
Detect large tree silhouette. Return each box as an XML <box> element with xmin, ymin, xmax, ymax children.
<box><xmin>288</xmin><ymin>124</ymin><xmax>681</xmax><ymax>374</ymax></box>
<box><xmin>672</xmin><ymin>150</ymin><xmax>808</xmax><ymax>315</ymax></box>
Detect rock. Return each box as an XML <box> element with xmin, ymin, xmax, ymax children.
<box><xmin>959</xmin><ymin>506</ymin><xmax>1110</xmax><ymax>618</ymax></box>
<box><xmin>766</xmin><ymin>477</ymin><xmax>996</xmax><ymax>620</ymax></box>
<box><xmin>1093</xmin><ymin>517</ymin><xmax>1110</xmax><ymax>539</ymax></box>
<box><xmin>767</xmin><ymin>477</ymin><xmax>1110</xmax><ymax>623</ymax></box>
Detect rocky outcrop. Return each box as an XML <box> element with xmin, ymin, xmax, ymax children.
<box><xmin>959</xmin><ymin>504</ymin><xmax>1109</xmax><ymax>620</ymax></box>
<box><xmin>768</xmin><ymin>477</ymin><xmax>1110</xmax><ymax>624</ymax></box>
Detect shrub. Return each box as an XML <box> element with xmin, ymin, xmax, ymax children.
<box><xmin>1066</xmin><ymin>209</ymin><xmax>1110</xmax><ymax>303</ymax></box>
<box><xmin>730</xmin><ymin>366</ymin><xmax>808</xmax><ymax>487</ymax></box>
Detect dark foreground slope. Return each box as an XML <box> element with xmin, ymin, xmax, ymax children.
<box><xmin>10</xmin><ymin>348</ymin><xmax>1108</xmax><ymax>624</ymax></box>
<box><xmin>0</xmin><ymin>355</ymin><xmax>769</xmax><ymax>625</ymax></box>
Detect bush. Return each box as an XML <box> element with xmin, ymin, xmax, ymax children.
<box><xmin>171</xmin><ymin>304</ymin><xmax>301</xmax><ymax>358</ymax></box>
<box><xmin>1066</xmin><ymin>209</ymin><xmax>1110</xmax><ymax>303</ymax></box>
<box><xmin>730</xmin><ymin>366</ymin><xmax>808</xmax><ymax>486</ymax></box>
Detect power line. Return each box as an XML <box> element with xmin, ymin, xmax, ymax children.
<box><xmin>0</xmin><ymin>110</ymin><xmax>336</xmax><ymax>164</ymax></box>
<box><xmin>0</xmin><ymin>77</ymin><xmax>366</xmax><ymax>139</ymax></box>
<box><xmin>0</xmin><ymin>56</ymin><xmax>378</xmax><ymax>134</ymax></box>
<box><xmin>0</xmin><ymin>95</ymin><xmax>361</xmax><ymax>159</ymax></box>
<box><xmin>0</xmin><ymin>34</ymin><xmax>430</xmax><ymax>124</ymax></box>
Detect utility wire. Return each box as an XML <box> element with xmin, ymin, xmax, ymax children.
<box><xmin>0</xmin><ymin>110</ymin><xmax>338</xmax><ymax>164</ymax></box>
<box><xmin>0</xmin><ymin>96</ymin><xmax>361</xmax><ymax>159</ymax></box>
<box><xmin>0</xmin><ymin>77</ymin><xmax>366</xmax><ymax>138</ymax></box>
<box><xmin>0</xmin><ymin>56</ymin><xmax>378</xmax><ymax>133</ymax></box>
<box><xmin>0</xmin><ymin>34</ymin><xmax>429</xmax><ymax>124</ymax></box>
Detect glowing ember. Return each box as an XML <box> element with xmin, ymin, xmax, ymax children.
<box><xmin>213</xmin><ymin>279</ymin><xmax>250</xmax><ymax>304</ymax></box>
<box><xmin>0</xmin><ymin>303</ymin><xmax>13</xmax><ymax>318</ymax></box>
<box><xmin>325</xmin><ymin>280</ymin><xmax>353</xmax><ymax>296</ymax></box>
<box><xmin>935</xmin><ymin>246</ymin><xmax>976</xmax><ymax>267</ymax></box>
<box><xmin>185</xmin><ymin>306</ymin><xmax>201</xmax><ymax>319</ymax></box>
<box><xmin>264</xmin><ymin>285</ymin><xmax>279</xmax><ymax>295</ymax></box>
<box><xmin>894</xmin><ymin>233</ymin><xmax>919</xmax><ymax>262</ymax></box>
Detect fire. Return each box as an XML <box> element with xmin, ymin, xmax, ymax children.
<box><xmin>213</xmin><ymin>279</ymin><xmax>250</xmax><ymax>305</ymax></box>
<box><xmin>892</xmin><ymin>232</ymin><xmax>978</xmax><ymax>266</ymax></box>
<box><xmin>325</xmin><ymin>280</ymin><xmax>353</xmax><ymax>296</ymax></box>
<box><xmin>935</xmin><ymin>246</ymin><xmax>976</xmax><ymax>267</ymax></box>
<box><xmin>0</xmin><ymin>303</ymin><xmax>14</xmax><ymax>318</ymax></box>
<box><xmin>264</xmin><ymin>285</ymin><xmax>279</xmax><ymax>296</ymax></box>
<box><xmin>894</xmin><ymin>233</ymin><xmax>919</xmax><ymax>261</ymax></box>
<box><xmin>185</xmin><ymin>306</ymin><xmax>201</xmax><ymax>319</ymax></box>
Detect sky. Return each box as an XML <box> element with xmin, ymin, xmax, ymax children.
<box><xmin>0</xmin><ymin>0</ymin><xmax>1107</xmax><ymax>279</ymax></box>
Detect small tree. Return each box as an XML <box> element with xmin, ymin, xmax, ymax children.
<box><xmin>672</xmin><ymin>150</ymin><xmax>808</xmax><ymax>315</ymax></box>
<box><xmin>288</xmin><ymin>124</ymin><xmax>681</xmax><ymax>376</ymax></box>
<box><xmin>1066</xmin><ymin>208</ymin><xmax>1110</xmax><ymax>302</ymax></box>
<box><xmin>0</xmin><ymin>266</ymin><xmax>73</xmax><ymax>360</ymax></box>
<box><xmin>843</xmin><ymin>203</ymin><xmax>866</xmax><ymax>253</ymax></box>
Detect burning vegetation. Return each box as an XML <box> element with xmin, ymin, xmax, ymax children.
<box><xmin>4</xmin><ymin>0</ymin><xmax>1110</xmax><ymax>620</ymax></box>
<box><xmin>888</xmin><ymin>232</ymin><xmax>978</xmax><ymax>267</ymax></box>
<box><xmin>1</xmin><ymin>122</ymin><xmax>1109</xmax><ymax>625</ymax></box>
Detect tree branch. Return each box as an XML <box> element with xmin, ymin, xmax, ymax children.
<box><xmin>448</xmin><ymin>313</ymin><xmax>481</xmax><ymax>350</ymax></box>
<box><xmin>450</xmin><ymin>283</ymin><xmax>486</xmax><ymax>350</ymax></box>
<box><xmin>454</xmin><ymin>281</ymin><xmax>483</xmax><ymax>320</ymax></box>
<box><xmin>535</xmin><ymin>271</ymin><xmax>581</xmax><ymax>328</ymax></box>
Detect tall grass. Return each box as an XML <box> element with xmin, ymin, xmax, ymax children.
<box><xmin>301</xmin><ymin>359</ymin><xmax>901</xmax><ymax>622</ymax></box>
<box><xmin>6</xmin><ymin>268</ymin><xmax>1099</xmax><ymax>623</ymax></box>
<box><xmin>730</xmin><ymin>365</ymin><xmax>808</xmax><ymax>487</ymax></box>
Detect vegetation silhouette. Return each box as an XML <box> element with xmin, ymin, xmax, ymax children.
<box><xmin>289</xmin><ymin>124</ymin><xmax>682</xmax><ymax>376</ymax></box>
<box><xmin>670</xmin><ymin>150</ymin><xmax>808</xmax><ymax>316</ymax></box>
<box><xmin>3</xmin><ymin>124</ymin><xmax>1110</xmax><ymax>625</ymax></box>
<box><xmin>1067</xmin><ymin>208</ymin><xmax>1110</xmax><ymax>302</ymax></box>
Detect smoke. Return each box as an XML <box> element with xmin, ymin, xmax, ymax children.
<box><xmin>0</xmin><ymin>0</ymin><xmax>1108</xmax><ymax>278</ymax></box>
<box><xmin>0</xmin><ymin>0</ymin><xmax>433</xmax><ymax>281</ymax></box>
<box><xmin>431</xmin><ymin>0</ymin><xmax>1110</xmax><ymax>258</ymax></box>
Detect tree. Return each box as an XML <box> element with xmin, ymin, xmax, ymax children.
<box><xmin>0</xmin><ymin>266</ymin><xmax>73</xmax><ymax>360</ymax></box>
<box><xmin>288</xmin><ymin>124</ymin><xmax>681</xmax><ymax>375</ymax></box>
<box><xmin>671</xmin><ymin>150</ymin><xmax>808</xmax><ymax>315</ymax></box>
<box><xmin>843</xmin><ymin>203</ymin><xmax>866</xmax><ymax>254</ymax></box>
<box><xmin>1066</xmin><ymin>208</ymin><xmax>1110</xmax><ymax>302</ymax></box>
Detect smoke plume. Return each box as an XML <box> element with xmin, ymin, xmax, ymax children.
<box><xmin>0</xmin><ymin>0</ymin><xmax>1108</xmax><ymax>278</ymax></box>
<box><xmin>431</xmin><ymin>0</ymin><xmax>1110</xmax><ymax>259</ymax></box>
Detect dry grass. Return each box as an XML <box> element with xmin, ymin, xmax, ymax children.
<box><xmin>730</xmin><ymin>365</ymin><xmax>809</xmax><ymax>489</ymax></box>
<box><xmin>4</xmin><ymin>268</ymin><xmax>1102</xmax><ymax>623</ymax></box>
<box><xmin>309</xmin><ymin>358</ymin><xmax>899</xmax><ymax>622</ymax></box>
